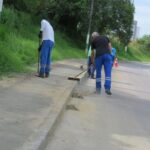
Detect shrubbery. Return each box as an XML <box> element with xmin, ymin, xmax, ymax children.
<box><xmin>110</xmin><ymin>35</ymin><xmax>150</xmax><ymax>62</ymax></box>
<box><xmin>137</xmin><ymin>35</ymin><xmax>150</xmax><ymax>52</ymax></box>
<box><xmin>0</xmin><ymin>7</ymin><xmax>38</xmax><ymax>75</ymax></box>
<box><xmin>127</xmin><ymin>36</ymin><xmax>150</xmax><ymax>62</ymax></box>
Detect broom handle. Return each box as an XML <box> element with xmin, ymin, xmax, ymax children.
<box><xmin>37</xmin><ymin>38</ymin><xmax>41</xmax><ymax>73</ymax></box>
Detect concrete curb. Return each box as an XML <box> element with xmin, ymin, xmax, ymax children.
<box><xmin>18</xmin><ymin>71</ymin><xmax>87</xmax><ymax>150</ymax></box>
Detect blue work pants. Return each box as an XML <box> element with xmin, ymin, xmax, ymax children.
<box><xmin>40</xmin><ymin>40</ymin><xmax>54</xmax><ymax>74</ymax></box>
<box><xmin>95</xmin><ymin>54</ymin><xmax>112</xmax><ymax>90</ymax></box>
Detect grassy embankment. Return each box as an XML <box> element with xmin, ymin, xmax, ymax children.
<box><xmin>0</xmin><ymin>7</ymin><xmax>85</xmax><ymax>76</ymax></box>
<box><xmin>0</xmin><ymin>7</ymin><xmax>149</xmax><ymax>77</ymax></box>
<box><xmin>112</xmin><ymin>37</ymin><xmax>150</xmax><ymax>62</ymax></box>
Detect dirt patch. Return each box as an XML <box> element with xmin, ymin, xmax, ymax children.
<box><xmin>66</xmin><ymin>104</ymin><xmax>79</xmax><ymax>111</ymax></box>
<box><xmin>71</xmin><ymin>92</ymin><xmax>84</xmax><ymax>99</ymax></box>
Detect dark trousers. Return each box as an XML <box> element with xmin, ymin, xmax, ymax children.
<box><xmin>87</xmin><ymin>56</ymin><xmax>95</xmax><ymax>77</ymax></box>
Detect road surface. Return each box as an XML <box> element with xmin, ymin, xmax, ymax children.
<box><xmin>45</xmin><ymin>61</ymin><xmax>150</xmax><ymax>150</ymax></box>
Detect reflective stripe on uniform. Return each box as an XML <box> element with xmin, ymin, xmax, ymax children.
<box><xmin>96</xmin><ymin>78</ymin><xmax>101</xmax><ymax>82</ymax></box>
<box><xmin>105</xmin><ymin>77</ymin><xmax>111</xmax><ymax>81</ymax></box>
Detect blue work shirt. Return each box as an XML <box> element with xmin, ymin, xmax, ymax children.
<box><xmin>111</xmin><ymin>48</ymin><xmax>116</xmax><ymax>57</ymax></box>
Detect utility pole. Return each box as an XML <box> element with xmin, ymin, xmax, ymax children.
<box><xmin>0</xmin><ymin>0</ymin><xmax>3</xmax><ymax>12</ymax></box>
<box><xmin>86</xmin><ymin>0</ymin><xmax>94</xmax><ymax>51</ymax></box>
<box><xmin>0</xmin><ymin>0</ymin><xmax>3</xmax><ymax>20</ymax></box>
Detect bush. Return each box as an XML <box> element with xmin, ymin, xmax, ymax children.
<box><xmin>1</xmin><ymin>7</ymin><xmax>19</xmax><ymax>29</ymax></box>
<box><xmin>137</xmin><ymin>35</ymin><xmax>150</xmax><ymax>52</ymax></box>
<box><xmin>0</xmin><ymin>42</ymin><xmax>23</xmax><ymax>74</ymax></box>
<box><xmin>127</xmin><ymin>36</ymin><xmax>150</xmax><ymax>62</ymax></box>
<box><xmin>0</xmin><ymin>7</ymin><xmax>38</xmax><ymax>74</ymax></box>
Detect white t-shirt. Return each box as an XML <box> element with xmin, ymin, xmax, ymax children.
<box><xmin>40</xmin><ymin>19</ymin><xmax>54</xmax><ymax>42</ymax></box>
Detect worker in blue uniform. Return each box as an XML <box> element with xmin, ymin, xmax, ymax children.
<box><xmin>111</xmin><ymin>47</ymin><xmax>117</xmax><ymax>67</ymax></box>
<box><xmin>91</xmin><ymin>32</ymin><xmax>112</xmax><ymax>95</ymax></box>
<box><xmin>38</xmin><ymin>19</ymin><xmax>54</xmax><ymax>78</ymax></box>
<box><xmin>87</xmin><ymin>45</ymin><xmax>95</xmax><ymax>79</ymax></box>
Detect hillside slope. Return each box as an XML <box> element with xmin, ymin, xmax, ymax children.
<box><xmin>0</xmin><ymin>7</ymin><xmax>85</xmax><ymax>75</ymax></box>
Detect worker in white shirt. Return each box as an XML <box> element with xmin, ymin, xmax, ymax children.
<box><xmin>38</xmin><ymin>19</ymin><xmax>54</xmax><ymax>78</ymax></box>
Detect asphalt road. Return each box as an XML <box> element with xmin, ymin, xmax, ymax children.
<box><xmin>45</xmin><ymin>61</ymin><xmax>150</xmax><ymax>150</ymax></box>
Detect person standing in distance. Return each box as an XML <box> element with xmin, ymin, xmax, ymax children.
<box><xmin>87</xmin><ymin>45</ymin><xmax>95</xmax><ymax>79</ymax></box>
<box><xmin>111</xmin><ymin>47</ymin><xmax>117</xmax><ymax>67</ymax></box>
<box><xmin>38</xmin><ymin>19</ymin><xmax>54</xmax><ymax>78</ymax></box>
<box><xmin>91</xmin><ymin>32</ymin><xmax>112</xmax><ymax>95</ymax></box>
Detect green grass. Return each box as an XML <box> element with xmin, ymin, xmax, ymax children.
<box><xmin>0</xmin><ymin>28</ymin><xmax>85</xmax><ymax>75</ymax></box>
<box><xmin>127</xmin><ymin>41</ymin><xmax>150</xmax><ymax>62</ymax></box>
<box><xmin>117</xmin><ymin>48</ymin><xmax>150</xmax><ymax>62</ymax></box>
<box><xmin>53</xmin><ymin>31</ymin><xmax>85</xmax><ymax>61</ymax></box>
<box><xmin>0</xmin><ymin>25</ymin><xmax>38</xmax><ymax>75</ymax></box>
<box><xmin>111</xmin><ymin>37</ymin><xmax>150</xmax><ymax>62</ymax></box>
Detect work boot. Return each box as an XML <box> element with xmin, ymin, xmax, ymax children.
<box><xmin>88</xmin><ymin>73</ymin><xmax>91</xmax><ymax>78</ymax></box>
<box><xmin>45</xmin><ymin>73</ymin><xmax>49</xmax><ymax>78</ymax></box>
<box><xmin>105</xmin><ymin>89</ymin><xmax>112</xmax><ymax>95</ymax></box>
<box><xmin>38</xmin><ymin>73</ymin><xmax>44</xmax><ymax>78</ymax></box>
<box><xmin>95</xmin><ymin>88</ymin><xmax>101</xmax><ymax>94</ymax></box>
<box><xmin>91</xmin><ymin>74</ymin><xmax>95</xmax><ymax>79</ymax></box>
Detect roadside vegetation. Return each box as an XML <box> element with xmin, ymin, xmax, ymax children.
<box><xmin>111</xmin><ymin>35</ymin><xmax>150</xmax><ymax>62</ymax></box>
<box><xmin>0</xmin><ymin>7</ymin><xmax>85</xmax><ymax>75</ymax></box>
<box><xmin>0</xmin><ymin>7</ymin><xmax>37</xmax><ymax>75</ymax></box>
<box><xmin>0</xmin><ymin>1</ymin><xmax>150</xmax><ymax>76</ymax></box>
<box><xmin>128</xmin><ymin>36</ymin><xmax>150</xmax><ymax>62</ymax></box>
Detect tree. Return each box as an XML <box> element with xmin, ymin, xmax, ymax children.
<box><xmin>111</xmin><ymin>0</ymin><xmax>135</xmax><ymax>45</ymax></box>
<box><xmin>4</xmin><ymin>0</ymin><xmax>135</xmax><ymax>45</ymax></box>
<box><xmin>91</xmin><ymin>0</ymin><xmax>134</xmax><ymax>45</ymax></box>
